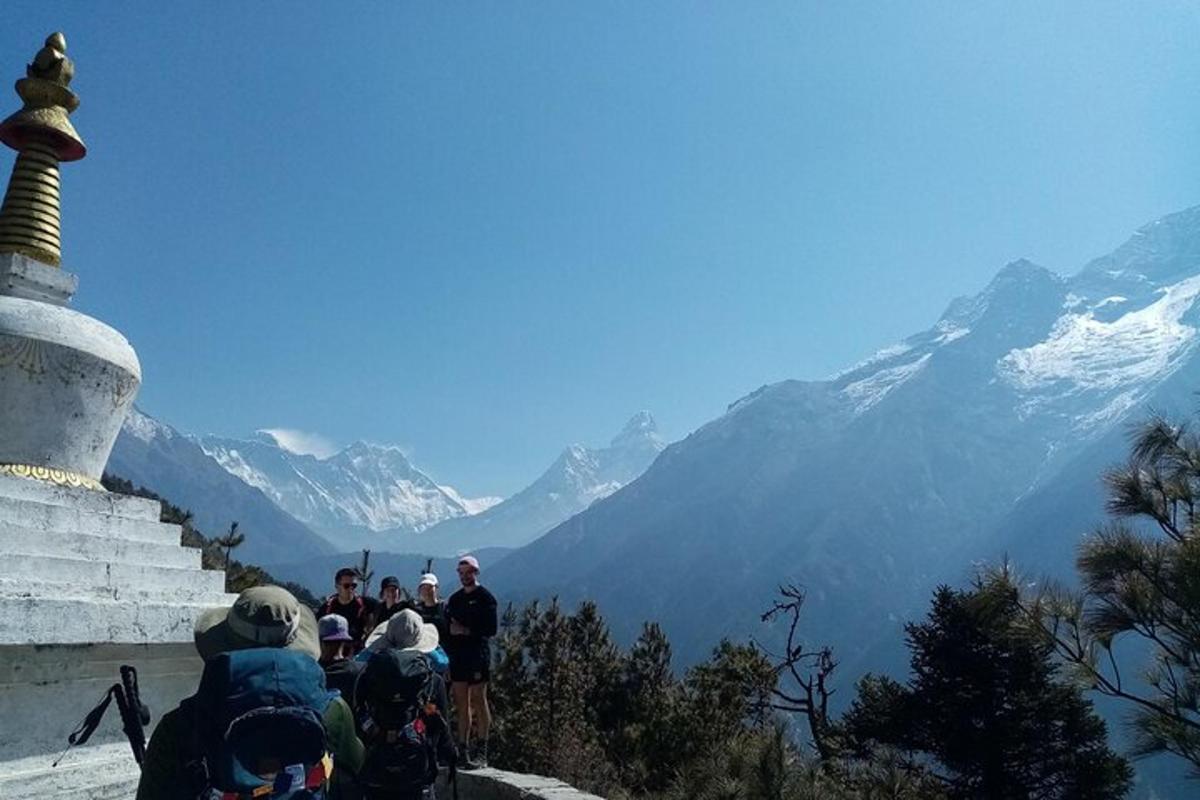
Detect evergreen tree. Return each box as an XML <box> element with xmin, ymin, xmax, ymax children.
<box><xmin>844</xmin><ymin>580</ymin><xmax>1132</xmax><ymax>799</ymax></box>
<box><xmin>213</xmin><ymin>521</ymin><xmax>245</xmax><ymax>591</ymax></box>
<box><xmin>490</xmin><ymin>602</ymin><xmax>539</xmax><ymax>773</ymax></box>
<box><xmin>569</xmin><ymin>600</ymin><xmax>624</xmax><ymax>746</ymax></box>
<box><xmin>356</xmin><ymin>548</ymin><xmax>374</xmax><ymax>597</ymax></box>
<box><xmin>682</xmin><ymin>640</ymin><xmax>776</xmax><ymax>754</ymax></box>
<box><xmin>1019</xmin><ymin>413</ymin><xmax>1200</xmax><ymax>775</ymax></box>
<box><xmin>614</xmin><ymin>622</ymin><xmax>682</xmax><ymax>792</ymax></box>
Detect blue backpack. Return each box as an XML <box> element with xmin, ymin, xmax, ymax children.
<box><xmin>190</xmin><ymin>648</ymin><xmax>338</xmax><ymax>799</ymax></box>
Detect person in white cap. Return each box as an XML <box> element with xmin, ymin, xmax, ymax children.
<box><xmin>414</xmin><ymin>571</ymin><xmax>448</xmax><ymax>643</ymax></box>
<box><xmin>446</xmin><ymin>554</ymin><xmax>497</xmax><ymax>768</ymax></box>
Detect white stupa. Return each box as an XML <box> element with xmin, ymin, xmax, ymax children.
<box><xmin>0</xmin><ymin>33</ymin><xmax>234</xmax><ymax>798</ymax></box>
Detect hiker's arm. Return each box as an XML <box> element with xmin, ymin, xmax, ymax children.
<box><xmin>135</xmin><ymin>708</ymin><xmax>186</xmax><ymax>800</ymax></box>
<box><xmin>324</xmin><ymin>697</ymin><xmax>365</xmax><ymax>774</ymax></box>
<box><xmin>479</xmin><ymin>591</ymin><xmax>498</xmax><ymax>637</ymax></box>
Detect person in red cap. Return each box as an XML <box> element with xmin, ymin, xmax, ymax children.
<box><xmin>445</xmin><ymin>554</ymin><xmax>497</xmax><ymax>768</ymax></box>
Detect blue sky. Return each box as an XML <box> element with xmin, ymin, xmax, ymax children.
<box><xmin>2</xmin><ymin>3</ymin><xmax>1199</xmax><ymax>495</ymax></box>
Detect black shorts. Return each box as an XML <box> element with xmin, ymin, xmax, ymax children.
<box><xmin>448</xmin><ymin>642</ymin><xmax>490</xmax><ymax>684</ymax></box>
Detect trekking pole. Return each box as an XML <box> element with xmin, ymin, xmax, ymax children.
<box><xmin>117</xmin><ymin>666</ymin><xmax>151</xmax><ymax>765</ymax></box>
<box><xmin>54</xmin><ymin>665</ymin><xmax>150</xmax><ymax>769</ymax></box>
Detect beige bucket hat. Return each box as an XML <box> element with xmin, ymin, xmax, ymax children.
<box><xmin>364</xmin><ymin>608</ymin><xmax>439</xmax><ymax>655</ymax></box>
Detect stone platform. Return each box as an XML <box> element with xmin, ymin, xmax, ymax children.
<box><xmin>0</xmin><ymin>473</ymin><xmax>235</xmax><ymax>798</ymax></box>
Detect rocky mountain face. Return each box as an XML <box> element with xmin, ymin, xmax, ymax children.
<box><xmin>196</xmin><ymin>413</ymin><xmax>661</xmax><ymax>555</ymax></box>
<box><xmin>487</xmin><ymin>206</ymin><xmax>1200</xmax><ymax>691</ymax></box>
<box><xmin>416</xmin><ymin>411</ymin><xmax>666</xmax><ymax>553</ymax></box>
<box><xmin>196</xmin><ymin>433</ymin><xmax>480</xmax><ymax>550</ymax></box>
<box><xmin>107</xmin><ymin>409</ymin><xmax>335</xmax><ymax>564</ymax></box>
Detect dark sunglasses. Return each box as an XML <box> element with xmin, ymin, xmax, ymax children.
<box><xmin>340</xmin><ymin>582</ymin><xmax>358</xmax><ymax>589</ymax></box>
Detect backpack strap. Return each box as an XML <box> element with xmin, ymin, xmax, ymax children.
<box><xmin>179</xmin><ymin>696</ymin><xmax>211</xmax><ymax>797</ymax></box>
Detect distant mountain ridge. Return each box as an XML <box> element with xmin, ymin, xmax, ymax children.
<box><xmin>111</xmin><ymin>404</ymin><xmax>664</xmax><ymax>556</ymax></box>
<box><xmin>107</xmin><ymin>409</ymin><xmax>335</xmax><ymax>564</ymax></box>
<box><xmin>196</xmin><ymin>432</ymin><xmax>486</xmax><ymax>550</ymax></box>
<box><xmin>417</xmin><ymin>411</ymin><xmax>666</xmax><ymax>552</ymax></box>
<box><xmin>487</xmin><ymin>205</ymin><xmax>1200</xmax><ymax>696</ymax></box>
<box><xmin>202</xmin><ymin>411</ymin><xmax>664</xmax><ymax>554</ymax></box>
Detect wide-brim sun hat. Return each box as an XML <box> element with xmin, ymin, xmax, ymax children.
<box><xmin>194</xmin><ymin>585</ymin><xmax>321</xmax><ymax>662</ymax></box>
<box><xmin>364</xmin><ymin>608</ymin><xmax>439</xmax><ymax>655</ymax></box>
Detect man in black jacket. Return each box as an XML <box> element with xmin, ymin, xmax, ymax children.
<box><xmin>318</xmin><ymin>567</ymin><xmax>378</xmax><ymax>651</ymax></box>
<box><xmin>445</xmin><ymin>555</ymin><xmax>497</xmax><ymax>768</ymax></box>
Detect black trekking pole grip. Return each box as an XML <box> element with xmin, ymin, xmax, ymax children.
<box><xmin>117</xmin><ymin>665</ymin><xmax>149</xmax><ymax>767</ymax></box>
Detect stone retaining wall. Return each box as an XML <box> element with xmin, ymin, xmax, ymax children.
<box><xmin>438</xmin><ymin>767</ymin><xmax>607</xmax><ymax>800</ymax></box>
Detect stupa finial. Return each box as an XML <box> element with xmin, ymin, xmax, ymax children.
<box><xmin>28</xmin><ymin>33</ymin><xmax>74</xmax><ymax>87</ymax></box>
<box><xmin>0</xmin><ymin>31</ymin><xmax>86</xmax><ymax>267</ymax></box>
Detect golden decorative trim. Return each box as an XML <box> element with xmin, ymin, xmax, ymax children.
<box><xmin>0</xmin><ymin>463</ymin><xmax>104</xmax><ymax>491</ymax></box>
<box><xmin>0</xmin><ymin>33</ymin><xmax>85</xmax><ymax>267</ymax></box>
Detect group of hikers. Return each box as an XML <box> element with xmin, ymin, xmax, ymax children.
<box><xmin>135</xmin><ymin>555</ymin><xmax>499</xmax><ymax>800</ymax></box>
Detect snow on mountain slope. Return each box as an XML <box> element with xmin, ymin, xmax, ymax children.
<box><xmin>439</xmin><ymin>485</ymin><xmax>504</xmax><ymax>515</ymax></box>
<box><xmin>842</xmin><ymin>353</ymin><xmax>932</xmax><ymax>413</ymax></box>
<box><xmin>416</xmin><ymin>412</ymin><xmax>667</xmax><ymax>553</ymax></box>
<box><xmin>107</xmin><ymin>408</ymin><xmax>335</xmax><ymax>564</ymax></box>
<box><xmin>488</xmin><ymin>205</ymin><xmax>1200</xmax><ymax>691</ymax></box>
<box><xmin>197</xmin><ymin>434</ymin><xmax>490</xmax><ymax>549</ymax></box>
<box><xmin>999</xmin><ymin>274</ymin><xmax>1200</xmax><ymax>396</ymax></box>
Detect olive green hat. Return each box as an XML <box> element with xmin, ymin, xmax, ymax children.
<box><xmin>193</xmin><ymin>585</ymin><xmax>321</xmax><ymax>662</ymax></box>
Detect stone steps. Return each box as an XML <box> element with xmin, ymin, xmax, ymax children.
<box><xmin>0</xmin><ymin>570</ymin><xmax>228</xmax><ymax>605</ymax></box>
<box><xmin>1</xmin><ymin>554</ymin><xmax>225</xmax><ymax>598</ymax></box>
<box><xmin>0</xmin><ymin>495</ymin><xmax>180</xmax><ymax>545</ymax></box>
<box><xmin>0</xmin><ymin>525</ymin><xmax>200</xmax><ymax>569</ymax></box>
<box><xmin>0</xmin><ymin>743</ymin><xmax>141</xmax><ymax>800</ymax></box>
<box><xmin>0</xmin><ymin>473</ymin><xmax>161</xmax><ymax>521</ymax></box>
<box><xmin>0</xmin><ymin>594</ymin><xmax>237</xmax><ymax>645</ymax></box>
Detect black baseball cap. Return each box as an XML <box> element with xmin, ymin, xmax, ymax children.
<box><xmin>380</xmin><ymin>576</ymin><xmax>401</xmax><ymax>589</ymax></box>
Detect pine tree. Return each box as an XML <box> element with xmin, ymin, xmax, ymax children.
<box><xmin>1019</xmin><ymin>413</ymin><xmax>1200</xmax><ymax>775</ymax></box>
<box><xmin>568</xmin><ymin>600</ymin><xmax>623</xmax><ymax>746</ymax></box>
<box><xmin>212</xmin><ymin>521</ymin><xmax>246</xmax><ymax>591</ymax></box>
<box><xmin>614</xmin><ymin>622</ymin><xmax>681</xmax><ymax>791</ymax></box>
<box><xmin>844</xmin><ymin>579</ymin><xmax>1132</xmax><ymax>799</ymax></box>
<box><xmin>489</xmin><ymin>602</ymin><xmax>538</xmax><ymax>773</ymax></box>
<box><xmin>682</xmin><ymin>639</ymin><xmax>776</xmax><ymax>753</ymax></box>
<box><xmin>355</xmin><ymin>548</ymin><xmax>374</xmax><ymax>597</ymax></box>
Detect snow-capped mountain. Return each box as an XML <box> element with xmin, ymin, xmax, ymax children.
<box><xmin>488</xmin><ymin>205</ymin><xmax>1200</xmax><ymax>690</ymax></box>
<box><xmin>416</xmin><ymin>411</ymin><xmax>666</xmax><ymax>553</ymax></box>
<box><xmin>196</xmin><ymin>433</ymin><xmax>496</xmax><ymax>550</ymax></box>
<box><xmin>107</xmin><ymin>408</ymin><xmax>335</xmax><ymax>564</ymax></box>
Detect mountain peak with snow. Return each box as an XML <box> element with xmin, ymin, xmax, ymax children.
<box><xmin>610</xmin><ymin>410</ymin><xmax>663</xmax><ymax>450</ymax></box>
<box><xmin>415</xmin><ymin>412</ymin><xmax>667</xmax><ymax>553</ymax></box>
<box><xmin>196</xmin><ymin>432</ymin><xmax>490</xmax><ymax>548</ymax></box>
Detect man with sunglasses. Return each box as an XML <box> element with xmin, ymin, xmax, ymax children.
<box><xmin>318</xmin><ymin>567</ymin><xmax>378</xmax><ymax>651</ymax></box>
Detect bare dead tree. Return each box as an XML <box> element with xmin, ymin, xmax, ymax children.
<box><xmin>757</xmin><ymin>583</ymin><xmax>839</xmax><ymax>761</ymax></box>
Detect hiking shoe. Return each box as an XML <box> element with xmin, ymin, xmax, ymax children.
<box><xmin>475</xmin><ymin>739</ymin><xmax>489</xmax><ymax>768</ymax></box>
<box><xmin>458</xmin><ymin>743</ymin><xmax>480</xmax><ymax>771</ymax></box>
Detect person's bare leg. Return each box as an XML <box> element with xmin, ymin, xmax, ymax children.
<box><xmin>452</xmin><ymin>681</ymin><xmax>471</xmax><ymax>747</ymax></box>
<box><xmin>468</xmin><ymin>683</ymin><xmax>492</xmax><ymax>765</ymax></box>
<box><xmin>469</xmin><ymin>683</ymin><xmax>492</xmax><ymax>741</ymax></box>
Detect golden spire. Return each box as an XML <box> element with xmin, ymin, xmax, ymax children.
<box><xmin>0</xmin><ymin>32</ymin><xmax>86</xmax><ymax>267</ymax></box>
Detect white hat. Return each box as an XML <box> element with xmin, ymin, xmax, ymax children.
<box><xmin>365</xmin><ymin>608</ymin><xmax>439</xmax><ymax>655</ymax></box>
<box><xmin>418</xmin><ymin>572</ymin><xmax>438</xmax><ymax>588</ymax></box>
